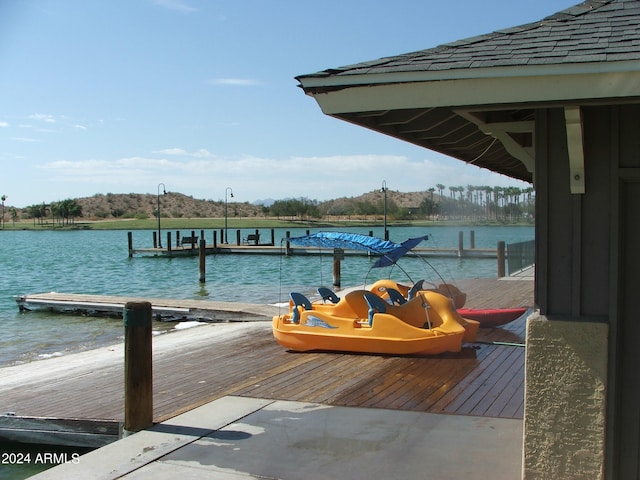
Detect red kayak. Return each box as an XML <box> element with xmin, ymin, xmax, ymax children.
<box><xmin>457</xmin><ymin>307</ymin><xmax>528</xmax><ymax>328</ymax></box>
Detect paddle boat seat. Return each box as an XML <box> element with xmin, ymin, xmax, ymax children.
<box><xmin>289</xmin><ymin>292</ymin><xmax>312</xmax><ymax>324</ymax></box>
<box><xmin>317</xmin><ymin>287</ymin><xmax>340</xmax><ymax>304</ymax></box>
<box><xmin>407</xmin><ymin>279</ymin><xmax>426</xmax><ymax>300</ymax></box>
<box><xmin>363</xmin><ymin>291</ymin><xmax>388</xmax><ymax>326</ymax></box>
<box><xmin>385</xmin><ymin>288</ymin><xmax>407</xmax><ymax>305</ymax></box>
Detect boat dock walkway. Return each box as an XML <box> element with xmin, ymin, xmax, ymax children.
<box><xmin>127</xmin><ymin>229</ymin><xmax>507</xmax><ymax>259</ymax></box>
<box><xmin>130</xmin><ymin>243</ymin><xmax>500</xmax><ymax>259</ymax></box>
<box><xmin>4</xmin><ymin>276</ymin><xmax>533</xmax><ymax>478</ymax></box>
<box><xmin>15</xmin><ymin>292</ymin><xmax>280</xmax><ymax>322</ymax></box>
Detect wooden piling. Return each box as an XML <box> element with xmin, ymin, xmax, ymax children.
<box><xmin>153</xmin><ymin>231</ymin><xmax>157</xmax><ymax>249</ymax></box>
<box><xmin>128</xmin><ymin>232</ymin><xmax>133</xmax><ymax>258</ymax></box>
<box><xmin>199</xmin><ymin>239</ymin><xmax>206</xmax><ymax>283</ymax></box>
<box><xmin>497</xmin><ymin>241</ymin><xmax>506</xmax><ymax>277</ymax></box>
<box><xmin>333</xmin><ymin>248</ymin><xmax>344</xmax><ymax>287</ymax></box>
<box><xmin>123</xmin><ymin>301</ymin><xmax>153</xmax><ymax>434</ymax></box>
<box><xmin>470</xmin><ymin>230</ymin><xmax>475</xmax><ymax>249</ymax></box>
<box><xmin>458</xmin><ymin>231</ymin><xmax>464</xmax><ymax>257</ymax></box>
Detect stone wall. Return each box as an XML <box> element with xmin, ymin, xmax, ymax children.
<box><xmin>523</xmin><ymin>313</ymin><xmax>608</xmax><ymax>479</ymax></box>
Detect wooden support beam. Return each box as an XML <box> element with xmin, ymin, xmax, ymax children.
<box><xmin>564</xmin><ymin>106</ymin><xmax>586</xmax><ymax>194</ymax></box>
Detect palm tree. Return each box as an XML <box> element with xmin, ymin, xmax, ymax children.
<box><xmin>481</xmin><ymin>186</ymin><xmax>492</xmax><ymax>220</ymax></box>
<box><xmin>68</xmin><ymin>200</ymin><xmax>82</xmax><ymax>224</ymax></box>
<box><xmin>56</xmin><ymin>199</ymin><xmax>83</xmax><ymax>225</ymax></box>
<box><xmin>27</xmin><ymin>203</ymin><xmax>48</xmax><ymax>225</ymax></box>
<box><xmin>493</xmin><ymin>187</ymin><xmax>503</xmax><ymax>220</ymax></box>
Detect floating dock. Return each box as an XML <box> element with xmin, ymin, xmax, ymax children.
<box><xmin>0</xmin><ymin>416</ymin><xmax>120</xmax><ymax>448</ymax></box>
<box><xmin>15</xmin><ymin>292</ymin><xmax>280</xmax><ymax>322</ymax></box>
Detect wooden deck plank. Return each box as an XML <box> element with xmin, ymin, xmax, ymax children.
<box><xmin>451</xmin><ymin>347</ymin><xmax>520</xmax><ymax>415</ymax></box>
<box><xmin>486</xmin><ymin>351</ymin><xmax>526</xmax><ymax>417</ymax></box>
<box><xmin>386</xmin><ymin>349</ymin><xmax>488</xmax><ymax>411</ymax></box>
<box><xmin>467</xmin><ymin>348</ymin><xmax>525</xmax><ymax>417</ymax></box>
<box><xmin>426</xmin><ymin>345</ymin><xmax>514</xmax><ymax>414</ymax></box>
<box><xmin>1</xmin><ymin>278</ymin><xmax>533</xmax><ymax>436</ymax></box>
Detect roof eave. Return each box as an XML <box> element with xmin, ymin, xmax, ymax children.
<box><xmin>298</xmin><ymin>63</ymin><xmax>640</xmax><ymax>115</ymax></box>
<box><xmin>298</xmin><ymin>60</ymin><xmax>640</xmax><ymax>88</ymax></box>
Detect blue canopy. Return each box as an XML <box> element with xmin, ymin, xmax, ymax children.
<box><xmin>287</xmin><ymin>232</ymin><xmax>429</xmax><ymax>266</ymax></box>
<box><xmin>373</xmin><ymin>236</ymin><xmax>429</xmax><ymax>268</ymax></box>
<box><xmin>287</xmin><ymin>232</ymin><xmax>399</xmax><ymax>253</ymax></box>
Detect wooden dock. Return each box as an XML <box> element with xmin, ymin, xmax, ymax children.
<box><xmin>15</xmin><ymin>292</ymin><xmax>280</xmax><ymax>322</ymax></box>
<box><xmin>128</xmin><ymin>229</ymin><xmax>505</xmax><ymax>259</ymax></box>
<box><xmin>130</xmin><ymin>243</ymin><xmax>500</xmax><ymax>259</ymax></box>
<box><xmin>1</xmin><ymin>277</ymin><xmax>533</xmax><ymax>447</ymax></box>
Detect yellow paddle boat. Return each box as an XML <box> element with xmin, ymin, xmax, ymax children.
<box><xmin>272</xmin><ymin>289</ymin><xmax>475</xmax><ymax>355</ymax></box>
<box><xmin>317</xmin><ymin>283</ymin><xmax>478</xmax><ymax>343</ymax></box>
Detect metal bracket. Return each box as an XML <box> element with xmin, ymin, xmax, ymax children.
<box><xmin>564</xmin><ymin>106</ymin><xmax>585</xmax><ymax>194</ymax></box>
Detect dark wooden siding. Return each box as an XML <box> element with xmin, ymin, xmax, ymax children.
<box><xmin>535</xmin><ymin>107</ymin><xmax>612</xmax><ymax>318</ymax></box>
<box><xmin>537</xmin><ymin>103</ymin><xmax>640</xmax><ymax>479</ymax></box>
<box><xmin>613</xmin><ymin>158</ymin><xmax>640</xmax><ymax>477</ymax></box>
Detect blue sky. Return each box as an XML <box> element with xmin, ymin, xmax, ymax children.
<box><xmin>0</xmin><ymin>0</ymin><xmax>577</xmax><ymax>208</ymax></box>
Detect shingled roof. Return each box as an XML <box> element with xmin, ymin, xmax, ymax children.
<box><xmin>296</xmin><ymin>0</ymin><xmax>640</xmax><ymax>182</ymax></box>
<box><xmin>303</xmin><ymin>0</ymin><xmax>639</xmax><ymax>79</ymax></box>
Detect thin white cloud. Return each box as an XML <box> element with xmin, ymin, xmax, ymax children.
<box><xmin>34</xmin><ymin>152</ymin><xmax>530</xmax><ymax>203</ymax></box>
<box><xmin>29</xmin><ymin>113</ymin><xmax>56</xmax><ymax>123</ymax></box>
<box><xmin>11</xmin><ymin>137</ymin><xmax>40</xmax><ymax>142</ymax></box>
<box><xmin>207</xmin><ymin>78</ymin><xmax>261</xmax><ymax>86</ymax></box>
<box><xmin>0</xmin><ymin>121</ymin><xmax>9</xmax><ymax>128</ymax></box>
<box><xmin>192</xmin><ymin>149</ymin><xmax>216</xmax><ymax>158</ymax></box>
<box><xmin>153</xmin><ymin>148</ymin><xmax>216</xmax><ymax>158</ymax></box>
<box><xmin>73</xmin><ymin>124</ymin><xmax>87</xmax><ymax>131</ymax></box>
<box><xmin>151</xmin><ymin>0</ymin><xmax>197</xmax><ymax>13</ymax></box>
<box><xmin>154</xmin><ymin>148</ymin><xmax>187</xmax><ymax>156</ymax></box>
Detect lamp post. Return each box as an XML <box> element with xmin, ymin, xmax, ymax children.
<box><xmin>0</xmin><ymin>195</ymin><xmax>6</xmax><ymax>230</ymax></box>
<box><xmin>157</xmin><ymin>183</ymin><xmax>166</xmax><ymax>248</ymax></box>
<box><xmin>381</xmin><ymin>181</ymin><xmax>388</xmax><ymax>240</ymax></box>
<box><xmin>224</xmin><ymin>187</ymin><xmax>234</xmax><ymax>243</ymax></box>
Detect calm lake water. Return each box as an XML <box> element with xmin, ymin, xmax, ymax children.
<box><xmin>0</xmin><ymin>225</ymin><xmax>533</xmax><ymax>366</ymax></box>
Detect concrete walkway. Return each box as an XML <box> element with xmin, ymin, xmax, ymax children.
<box><xmin>32</xmin><ymin>396</ymin><xmax>523</xmax><ymax>480</ymax></box>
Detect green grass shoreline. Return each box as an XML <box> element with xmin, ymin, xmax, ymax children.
<box><xmin>0</xmin><ymin>217</ymin><xmax>534</xmax><ymax>231</ymax></box>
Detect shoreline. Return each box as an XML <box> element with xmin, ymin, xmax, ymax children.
<box><xmin>0</xmin><ymin>218</ymin><xmax>536</xmax><ymax>231</ymax></box>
